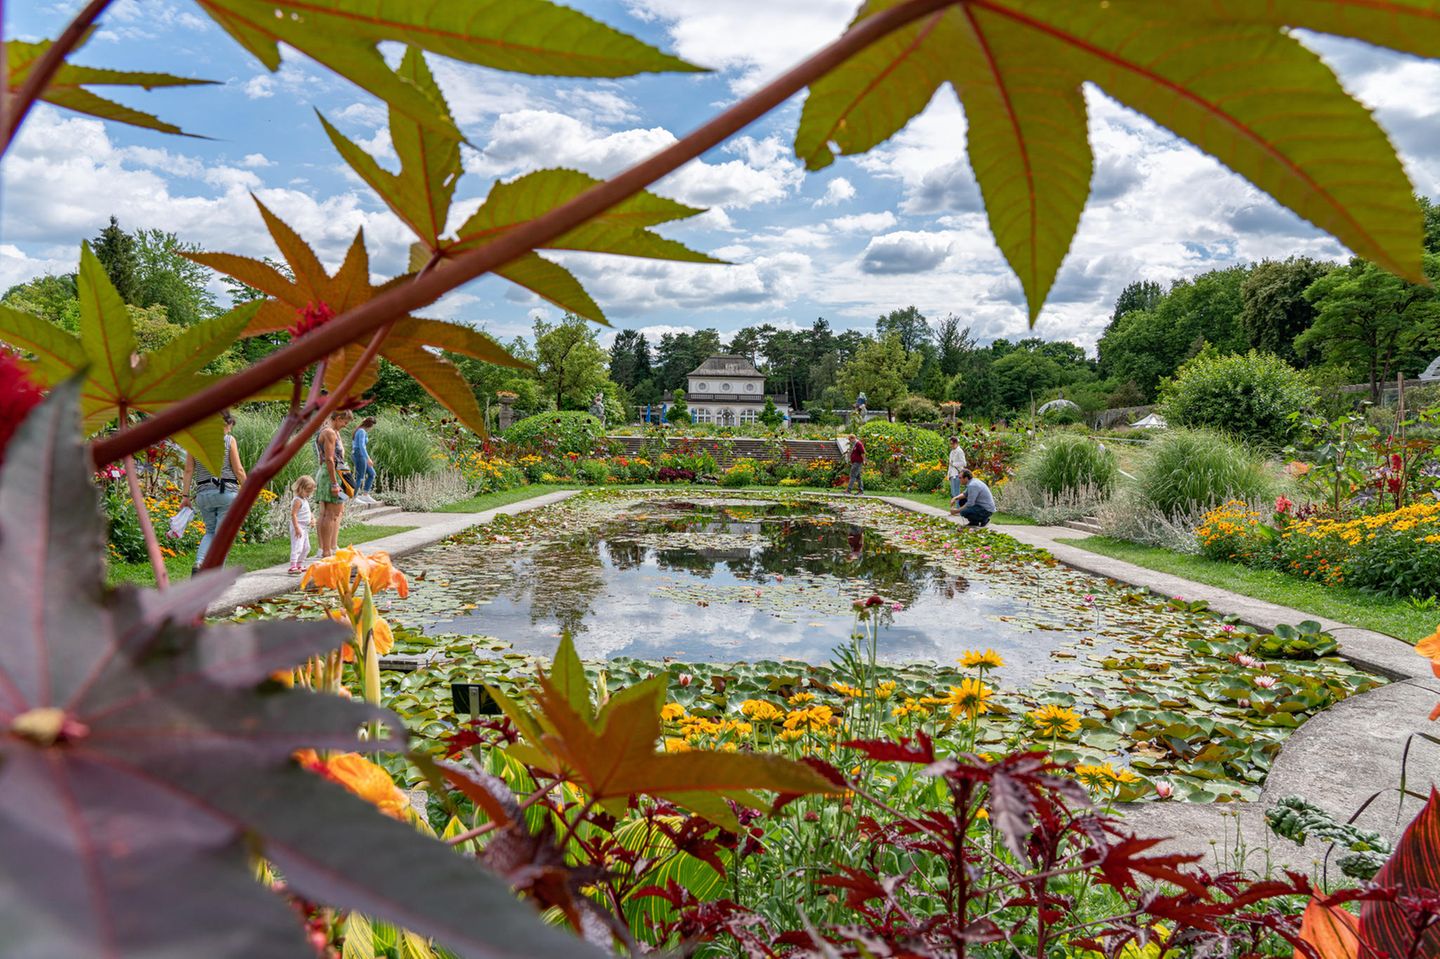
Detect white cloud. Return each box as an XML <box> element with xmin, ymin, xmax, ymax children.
<box><xmin>814</xmin><ymin>177</ymin><xmax>856</xmax><ymax>207</ymax></box>
<box><xmin>860</xmin><ymin>232</ymin><xmax>952</xmax><ymax>275</ymax></box>
<box><xmin>241</xmin><ymin>153</ymin><xmax>274</xmax><ymax>169</ymax></box>
<box><xmin>241</xmin><ymin>75</ymin><xmax>275</xmax><ymax>99</ymax></box>
<box><xmin>830</xmin><ymin>211</ymin><xmax>897</xmax><ymax>234</ymax></box>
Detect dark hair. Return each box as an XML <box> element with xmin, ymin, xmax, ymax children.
<box><xmin>949</xmin><ymin>435</ymin><xmax>958</xmax><ymax>443</ymax></box>
<box><xmin>220</xmin><ymin>410</ymin><xmax>235</xmax><ymax>426</ymax></box>
<box><xmin>961</xmin><ymin>468</ymin><xmax>974</xmax><ymax>480</ymax></box>
<box><xmin>360</xmin><ymin>416</ymin><xmax>376</xmax><ymax>429</ymax></box>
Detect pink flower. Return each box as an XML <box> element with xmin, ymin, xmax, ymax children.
<box><xmin>288</xmin><ymin>300</ymin><xmax>335</xmax><ymax>339</ymax></box>
<box><xmin>677</xmin><ymin>673</ymin><xmax>693</xmax><ymax>687</ymax></box>
<box><xmin>1083</xmin><ymin>594</ymin><xmax>1095</xmax><ymax>604</ymax></box>
<box><xmin>775</xmin><ymin>575</ymin><xmax>784</xmax><ymax>582</ymax></box>
<box><xmin>1274</xmin><ymin>495</ymin><xmax>1294</xmax><ymax>515</ymax></box>
<box><xmin>890</xmin><ymin>602</ymin><xmax>903</xmax><ymax>612</ymax></box>
<box><xmin>1221</xmin><ymin>624</ymin><xmax>1236</xmax><ymax>632</ymax></box>
<box><xmin>1154</xmin><ymin>780</ymin><xmax>1174</xmax><ymax>799</ymax></box>
<box><xmin>1254</xmin><ymin>675</ymin><xmax>1277</xmax><ymax>689</ymax></box>
<box><xmin>1236</xmin><ymin>654</ymin><xmax>1262</xmax><ymax>669</ymax></box>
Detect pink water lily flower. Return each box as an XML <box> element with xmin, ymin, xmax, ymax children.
<box><xmin>1254</xmin><ymin>675</ymin><xmax>1278</xmax><ymax>689</ymax></box>
<box><xmin>1154</xmin><ymin>780</ymin><xmax>1174</xmax><ymax>799</ymax></box>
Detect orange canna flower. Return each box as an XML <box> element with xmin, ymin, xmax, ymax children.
<box><xmin>295</xmin><ymin>749</ymin><xmax>409</xmax><ymax>819</ymax></box>
<box><xmin>1416</xmin><ymin>624</ymin><xmax>1440</xmax><ymax>662</ymax></box>
<box><xmin>301</xmin><ymin>548</ymin><xmax>410</xmax><ymax>598</ymax></box>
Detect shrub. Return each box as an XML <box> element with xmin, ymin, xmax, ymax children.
<box><xmin>367</xmin><ymin>420</ymin><xmax>441</xmax><ymax>485</ymax></box>
<box><xmin>502</xmin><ymin>411</ymin><xmax>603</xmax><ymax>456</ymax></box>
<box><xmin>1014</xmin><ymin>433</ymin><xmax>1117</xmax><ymax>498</ymax></box>
<box><xmin>1158</xmin><ymin>350</ymin><xmax>1315</xmax><ymax>448</ymax></box>
<box><xmin>665</xmin><ymin>388</ymin><xmax>692</xmax><ymax>425</ymax></box>
<box><xmin>901</xmin><ymin>461</ymin><xmax>946</xmax><ymax>493</ymax></box>
<box><xmin>1135</xmin><ymin>429</ymin><xmax>1277</xmax><ymax>517</ymax></box>
<box><xmin>858</xmin><ymin>421</ymin><xmax>946</xmax><ymax>474</ymax></box>
<box><xmin>577</xmin><ymin>458</ymin><xmax>610</xmax><ymax>485</ymax></box>
<box><xmin>758</xmin><ymin>396</ymin><xmax>784</xmax><ymax>429</ymax></box>
<box><xmin>893</xmin><ymin>395</ymin><xmax>939</xmax><ymax>423</ymax></box>
<box><xmin>386</xmin><ymin>471</ymin><xmax>475</xmax><ymax>511</ymax></box>
<box><xmin>656</xmin><ymin>466</ymin><xmax>695</xmax><ymax>483</ymax></box>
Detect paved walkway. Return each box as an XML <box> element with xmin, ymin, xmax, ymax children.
<box><xmin>203</xmin><ymin>490</ymin><xmax>581</xmax><ymax>617</ymax></box>
<box><xmin>878</xmin><ymin>496</ymin><xmax>1440</xmax><ymax>872</ymax></box>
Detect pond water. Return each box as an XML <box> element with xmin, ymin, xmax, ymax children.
<box><xmin>388</xmin><ymin>496</ymin><xmax>1091</xmax><ymax>685</ymax></box>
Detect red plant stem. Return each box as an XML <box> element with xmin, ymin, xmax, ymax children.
<box><xmin>3</xmin><ymin>0</ymin><xmax>114</xmax><ymax>156</ymax></box>
<box><xmin>88</xmin><ymin>0</ymin><xmax>956</xmax><ymax>470</ymax></box>
<box><xmin>199</xmin><ymin>327</ymin><xmax>389</xmax><ymax>570</ymax></box>
<box><xmin>123</xmin><ymin>450</ymin><xmax>170</xmax><ymax>589</ymax></box>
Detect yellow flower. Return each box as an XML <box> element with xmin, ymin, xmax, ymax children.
<box><xmin>831</xmin><ymin>682</ymin><xmax>864</xmax><ymax>698</ymax></box>
<box><xmin>1028</xmin><ymin>704</ymin><xmax>1081</xmax><ymax>739</ymax></box>
<box><xmin>783</xmin><ymin>704</ymin><xmax>834</xmax><ymax>731</ymax></box>
<box><xmin>891</xmin><ymin>697</ymin><xmax>931</xmax><ymax>719</ymax></box>
<box><xmin>660</xmin><ymin>702</ymin><xmax>686</xmax><ymax>722</ymax></box>
<box><xmin>941</xmin><ymin>679</ymin><xmax>993</xmax><ymax>718</ymax></box>
<box><xmin>664</xmin><ymin>737</ymin><xmax>691</xmax><ymax>753</ymax></box>
<box><xmin>740</xmin><ymin>699</ymin><xmax>784</xmax><ymax>722</ymax></box>
<box><xmin>1110</xmin><ymin>767</ymin><xmax>1140</xmax><ymax>786</ymax></box>
<box><xmin>778</xmin><ymin>728</ymin><xmax>805</xmax><ymax>742</ymax></box>
<box><xmin>787</xmin><ymin>692</ymin><xmax>816</xmax><ymax>706</ymax></box>
<box><xmin>296</xmin><ymin>749</ymin><xmax>409</xmax><ymax>819</ymax></box>
<box><xmin>874</xmin><ymin>681</ymin><xmax>896</xmax><ymax>700</ymax></box>
<box><xmin>1075</xmin><ymin>763</ymin><xmax>1118</xmax><ymax>789</ymax></box>
<box><xmin>959</xmin><ymin>649</ymin><xmax>1005</xmax><ymax>670</ymax></box>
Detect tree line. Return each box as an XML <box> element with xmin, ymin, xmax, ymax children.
<box><xmin>8</xmin><ymin>206</ymin><xmax>1440</xmax><ymax>424</ymax></box>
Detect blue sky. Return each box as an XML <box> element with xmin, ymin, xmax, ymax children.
<box><xmin>6</xmin><ymin>1</ymin><xmax>1440</xmax><ymax>354</ymax></box>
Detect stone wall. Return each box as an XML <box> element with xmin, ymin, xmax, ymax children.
<box><xmin>606</xmin><ymin>435</ymin><xmax>841</xmax><ymax>468</ymax></box>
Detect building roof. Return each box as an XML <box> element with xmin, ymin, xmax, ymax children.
<box><xmin>686</xmin><ymin>354</ymin><xmax>765</xmax><ymax>378</ymax></box>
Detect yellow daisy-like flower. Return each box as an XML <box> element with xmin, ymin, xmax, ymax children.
<box><xmin>942</xmin><ymin>679</ymin><xmax>993</xmax><ymax>718</ymax></box>
<box><xmin>875</xmin><ymin>680</ymin><xmax>896</xmax><ymax>700</ymax></box>
<box><xmin>787</xmin><ymin>692</ymin><xmax>816</xmax><ymax>706</ymax></box>
<box><xmin>1110</xmin><ymin>767</ymin><xmax>1141</xmax><ymax>786</ymax></box>
<box><xmin>959</xmin><ymin>649</ymin><xmax>1005</xmax><ymax>670</ymax></box>
<box><xmin>664</xmin><ymin>737</ymin><xmax>691</xmax><ymax>753</ymax></box>
<box><xmin>891</xmin><ymin>697</ymin><xmax>931</xmax><ymax>719</ymax></box>
<box><xmin>1075</xmin><ymin>763</ymin><xmax>1118</xmax><ymax>789</ymax></box>
<box><xmin>831</xmin><ymin>682</ymin><xmax>864</xmax><ymax>698</ymax></box>
<box><xmin>782</xmin><ymin>704</ymin><xmax>834</xmax><ymax>731</ymax></box>
<box><xmin>660</xmin><ymin>702</ymin><xmax>686</xmax><ymax>722</ymax></box>
<box><xmin>1028</xmin><ymin>704</ymin><xmax>1081</xmax><ymax>739</ymax></box>
<box><xmin>778</xmin><ymin>728</ymin><xmax>806</xmax><ymax>742</ymax></box>
<box><xmin>740</xmin><ymin>699</ymin><xmax>784</xmax><ymax>722</ymax></box>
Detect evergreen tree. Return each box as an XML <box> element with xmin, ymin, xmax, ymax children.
<box><xmin>91</xmin><ymin>215</ymin><xmax>139</xmax><ymax>303</ymax></box>
<box><xmin>665</xmin><ymin>387</ymin><xmax>692</xmax><ymax>424</ymax></box>
<box><xmin>758</xmin><ymin>395</ymin><xmax>783</xmax><ymax>428</ymax></box>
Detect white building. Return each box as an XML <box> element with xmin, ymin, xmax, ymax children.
<box><xmin>684</xmin><ymin>355</ymin><xmax>791</xmax><ymax>426</ymax></box>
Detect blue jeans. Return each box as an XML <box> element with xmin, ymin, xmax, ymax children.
<box><xmin>195</xmin><ymin>487</ymin><xmax>237</xmax><ymax>567</ymax></box>
<box><xmin>950</xmin><ymin>475</ymin><xmax>963</xmax><ymax>500</ymax></box>
<box><xmin>356</xmin><ymin>461</ymin><xmax>376</xmax><ymax>493</ymax></box>
<box><xmin>958</xmin><ymin>504</ymin><xmax>993</xmax><ymax>527</ymax></box>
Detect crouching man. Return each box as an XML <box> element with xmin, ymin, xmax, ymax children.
<box><xmin>950</xmin><ymin>468</ymin><xmax>994</xmax><ymax>527</ymax></box>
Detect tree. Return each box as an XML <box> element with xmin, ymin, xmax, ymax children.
<box><xmin>91</xmin><ymin>215</ymin><xmax>139</xmax><ymax>303</ymax></box>
<box><xmin>665</xmin><ymin>387</ymin><xmax>692</xmax><ymax>424</ymax></box>
<box><xmin>1299</xmin><ymin>255</ymin><xmax>1440</xmax><ymax>402</ymax></box>
<box><xmin>877</xmin><ymin>305</ymin><xmax>931</xmax><ymax>355</ymax></box>
<box><xmin>934</xmin><ymin>314</ymin><xmax>972</xmax><ymax>377</ymax></box>
<box><xmin>608</xmin><ymin>329</ymin><xmax>650</xmax><ymax>388</ymax></box>
<box><xmin>837</xmin><ymin>333</ymin><xmax>921</xmax><ymax>418</ymax></box>
<box><xmin>989</xmin><ymin>348</ymin><xmax>1065</xmax><ymax>415</ymax></box>
<box><xmin>133</xmin><ymin>228</ymin><xmax>218</xmax><ymax>326</ymax></box>
<box><xmin>1</xmin><ymin>273</ymin><xmax>80</xmax><ymax>332</ymax></box>
<box><xmin>1420</xmin><ymin>194</ymin><xmax>1440</xmax><ymax>255</ymax></box>
<box><xmin>1110</xmin><ymin>280</ymin><xmax>1163</xmax><ymax>322</ymax></box>
<box><xmin>1239</xmin><ymin>257</ymin><xmax>1335</xmax><ymax>363</ymax></box>
<box><xmin>533</xmin><ymin>314</ymin><xmax>610</xmax><ymax>410</ymax></box>
<box><xmin>654</xmin><ymin>328</ymin><xmax>722</xmax><ymax>392</ymax></box>
<box><xmin>758</xmin><ymin>395</ymin><xmax>784</xmax><ymax>429</ymax></box>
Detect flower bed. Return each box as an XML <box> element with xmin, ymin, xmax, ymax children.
<box><xmin>1198</xmin><ymin>498</ymin><xmax>1440</xmax><ymax>598</ymax></box>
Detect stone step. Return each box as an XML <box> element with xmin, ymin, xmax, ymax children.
<box><xmin>347</xmin><ymin>502</ymin><xmax>402</xmax><ymax>523</ymax></box>
<box><xmin>1062</xmin><ymin>518</ymin><xmax>1103</xmax><ymax>535</ymax></box>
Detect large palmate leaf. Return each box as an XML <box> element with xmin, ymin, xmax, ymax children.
<box><xmin>6</xmin><ymin>36</ymin><xmax>214</xmax><ymax>136</ymax></box>
<box><xmin>488</xmin><ymin>636</ymin><xmax>841</xmax><ymax>831</ymax></box>
<box><xmin>796</xmin><ymin>0</ymin><xmax>1424</xmax><ymax>321</ymax></box>
<box><xmin>197</xmin><ymin>0</ymin><xmax>698</xmax><ymax>135</ymax></box>
<box><xmin>0</xmin><ymin>384</ymin><xmax>596</xmax><ymax>959</ymax></box>
<box><xmin>320</xmin><ymin>47</ymin><xmax>717</xmax><ymax>325</ymax></box>
<box><xmin>0</xmin><ymin>243</ymin><xmax>267</xmax><ymax>473</ymax></box>
<box><xmin>1359</xmin><ymin>788</ymin><xmax>1440</xmax><ymax>958</ymax></box>
<box><xmin>185</xmin><ymin>198</ymin><xmax>524</xmax><ymax>434</ymax></box>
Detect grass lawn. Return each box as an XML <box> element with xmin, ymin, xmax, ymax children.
<box><xmin>107</xmin><ymin>524</ymin><xmax>416</xmax><ymax>588</ymax></box>
<box><xmin>434</xmin><ymin>481</ymin><xmax>1035</xmax><ymax>524</ymax></box>
<box><xmin>1057</xmin><ymin>535</ymin><xmax>1438</xmax><ymax>644</ymax></box>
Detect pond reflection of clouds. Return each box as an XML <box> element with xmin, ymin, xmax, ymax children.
<box><xmin>404</xmin><ymin>499</ymin><xmax>1080</xmax><ymax>684</ymax></box>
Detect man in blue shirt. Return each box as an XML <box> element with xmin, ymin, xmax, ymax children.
<box><xmin>352</xmin><ymin>416</ymin><xmax>378</xmax><ymax>505</ymax></box>
<box><xmin>950</xmin><ymin>468</ymin><xmax>994</xmax><ymax>527</ymax></box>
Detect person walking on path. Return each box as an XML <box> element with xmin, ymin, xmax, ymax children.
<box><xmin>315</xmin><ymin>409</ymin><xmax>353</xmax><ymax>558</ymax></box>
<box><xmin>950</xmin><ymin>468</ymin><xmax>995</xmax><ymax>527</ymax></box>
<box><xmin>946</xmin><ymin>435</ymin><xmax>968</xmax><ymax>502</ymax></box>
<box><xmin>288</xmin><ymin>476</ymin><xmax>316</xmax><ymax>573</ymax></box>
<box><xmin>847</xmin><ymin>433</ymin><xmax>866</xmax><ymax>495</ymax></box>
<box><xmin>351</xmin><ymin>416</ymin><xmax>378</xmax><ymax>504</ymax></box>
<box><xmin>180</xmin><ymin>410</ymin><xmax>247</xmax><ymax>573</ymax></box>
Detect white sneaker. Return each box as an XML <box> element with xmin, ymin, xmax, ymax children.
<box><xmin>357</xmin><ymin>494</ymin><xmax>378</xmax><ymax>505</ymax></box>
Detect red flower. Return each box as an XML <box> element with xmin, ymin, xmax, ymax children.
<box><xmin>863</xmin><ymin>595</ymin><xmax>883</xmax><ymax>608</ymax></box>
<box><xmin>288</xmin><ymin>300</ymin><xmax>336</xmax><ymax>338</ymax></box>
<box><xmin>0</xmin><ymin>350</ymin><xmax>45</xmax><ymax>470</ymax></box>
<box><xmin>1392</xmin><ymin>453</ymin><xmax>1404</xmax><ymax>471</ymax></box>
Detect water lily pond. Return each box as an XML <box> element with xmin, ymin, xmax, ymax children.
<box><xmin>251</xmin><ymin>490</ymin><xmax>1384</xmax><ymax>802</ymax></box>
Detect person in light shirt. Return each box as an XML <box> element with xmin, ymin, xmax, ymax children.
<box><xmin>946</xmin><ymin>435</ymin><xmax>968</xmax><ymax>505</ymax></box>
<box><xmin>951</xmin><ymin>468</ymin><xmax>995</xmax><ymax>527</ymax></box>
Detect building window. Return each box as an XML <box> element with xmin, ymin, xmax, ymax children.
<box><xmin>721</xmin><ymin>382</ymin><xmax>732</xmax><ymax>391</ymax></box>
<box><xmin>697</xmin><ymin>381</ymin><xmax>707</xmax><ymax>391</ymax></box>
<box><xmin>745</xmin><ymin>382</ymin><xmax>756</xmax><ymax>392</ymax></box>
<box><xmin>740</xmin><ymin>409</ymin><xmax>758</xmax><ymax>425</ymax></box>
<box><xmin>694</xmin><ymin>407</ymin><xmax>712</xmax><ymax>424</ymax></box>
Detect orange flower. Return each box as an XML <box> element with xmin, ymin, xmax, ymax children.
<box><xmin>296</xmin><ymin>749</ymin><xmax>409</xmax><ymax>819</ymax></box>
<box><xmin>301</xmin><ymin>547</ymin><xmax>410</xmax><ymax>598</ymax></box>
<box><xmin>329</xmin><ymin>609</ymin><xmax>396</xmax><ymax>662</ymax></box>
<box><xmin>1416</xmin><ymin>624</ymin><xmax>1440</xmax><ymax>662</ymax></box>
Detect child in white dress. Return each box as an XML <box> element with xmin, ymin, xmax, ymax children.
<box><xmin>288</xmin><ymin>476</ymin><xmax>317</xmax><ymax>573</ymax></box>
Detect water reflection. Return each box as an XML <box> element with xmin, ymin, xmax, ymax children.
<box><xmin>398</xmin><ymin>499</ymin><xmax>1079</xmax><ymax>682</ymax></box>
